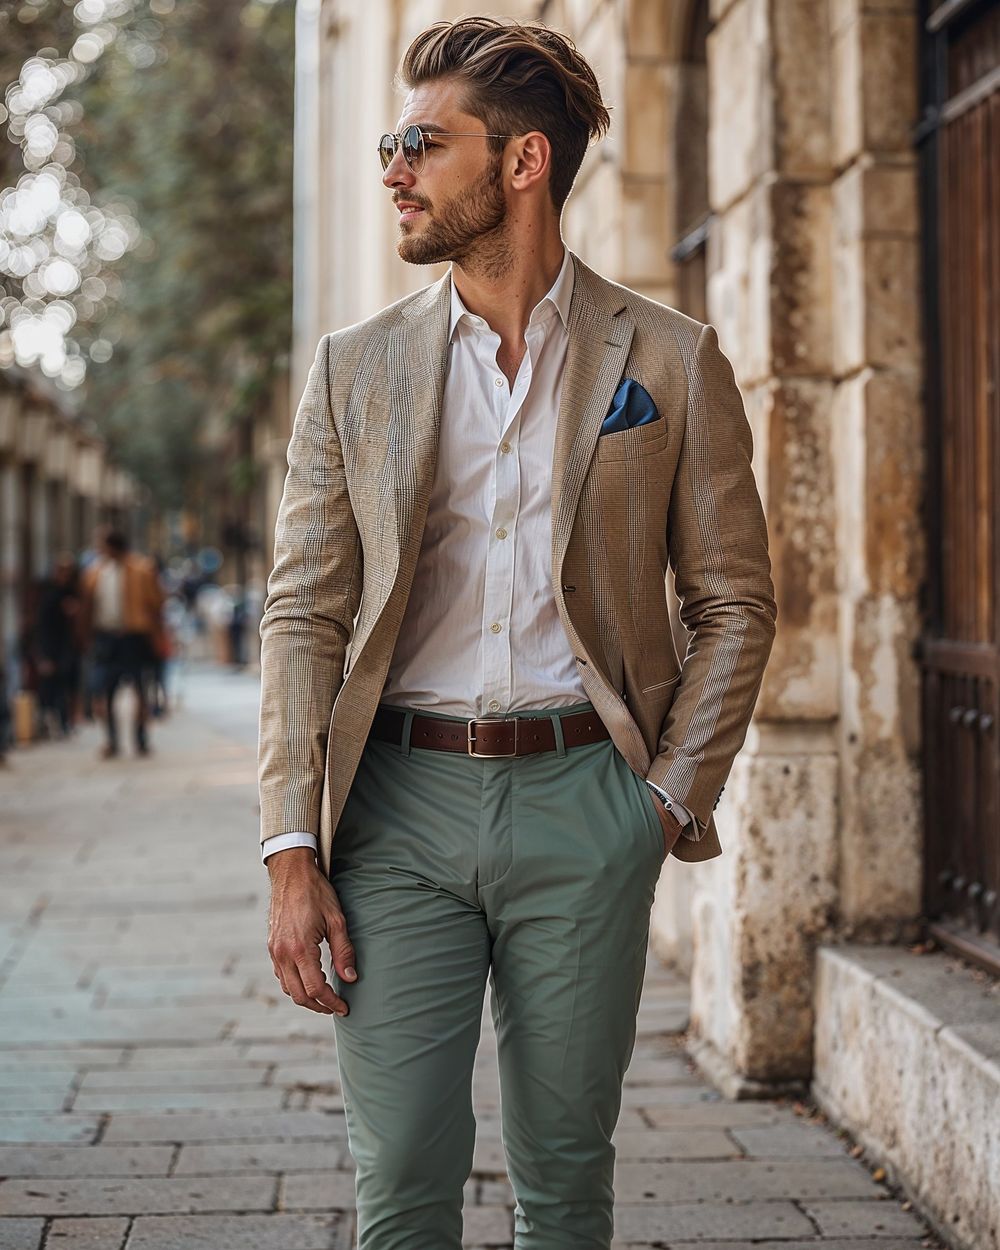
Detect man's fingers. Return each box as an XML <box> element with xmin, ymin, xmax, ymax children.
<box><xmin>281</xmin><ymin>955</ymin><xmax>340</xmax><ymax>1015</ymax></box>
<box><xmin>296</xmin><ymin>954</ymin><xmax>349</xmax><ymax>1014</ymax></box>
<box><xmin>326</xmin><ymin>909</ymin><xmax>358</xmax><ymax>986</ymax></box>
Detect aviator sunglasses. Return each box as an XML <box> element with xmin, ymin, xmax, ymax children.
<box><xmin>378</xmin><ymin>124</ymin><xmax>517</xmax><ymax>174</ymax></box>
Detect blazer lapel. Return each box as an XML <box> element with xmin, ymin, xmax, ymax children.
<box><xmin>551</xmin><ymin>254</ymin><xmax>636</xmax><ymax>584</ymax></box>
<box><xmin>382</xmin><ymin>273</ymin><xmax>452</xmax><ymax>595</ymax></box>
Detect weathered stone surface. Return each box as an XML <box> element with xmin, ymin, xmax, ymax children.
<box><xmin>814</xmin><ymin>945</ymin><xmax>1000</xmax><ymax>1250</ymax></box>
<box><xmin>44</xmin><ymin>1217</ymin><xmax>129</xmax><ymax>1248</ymax></box>
<box><xmin>0</xmin><ymin>1220</ymin><xmax>43</xmax><ymax>1250</ymax></box>
<box><xmin>0</xmin><ymin>1176</ymin><xmax>274</xmax><ymax>1217</ymax></box>
<box><xmin>709</xmin><ymin>0</ymin><xmax>772</xmax><ymax>210</ymax></box>
<box><xmin>125</xmin><ymin>1213</ymin><xmax>345</xmax><ymax>1250</ymax></box>
<box><xmin>102</xmin><ymin>1111</ymin><xmax>347</xmax><ymax>1144</ymax></box>
<box><xmin>613</xmin><ymin>1198</ymin><xmax>816</xmax><ymax>1241</ymax></box>
<box><xmin>0</xmin><ymin>1145</ymin><xmax>172</xmax><ymax>1178</ymax></box>
<box><xmin>174</xmin><ymin>1140</ymin><xmax>347</xmax><ymax>1176</ymax></box>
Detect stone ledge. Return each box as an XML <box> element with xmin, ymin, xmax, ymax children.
<box><xmin>812</xmin><ymin>942</ymin><xmax>1000</xmax><ymax>1250</ymax></box>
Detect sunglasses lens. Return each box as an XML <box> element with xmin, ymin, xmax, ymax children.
<box><xmin>378</xmin><ymin>134</ymin><xmax>395</xmax><ymax>170</ymax></box>
<box><xmin>402</xmin><ymin>125</ymin><xmax>423</xmax><ymax>171</ymax></box>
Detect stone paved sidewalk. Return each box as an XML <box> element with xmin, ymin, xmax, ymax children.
<box><xmin>0</xmin><ymin>664</ymin><xmax>945</xmax><ymax>1249</ymax></box>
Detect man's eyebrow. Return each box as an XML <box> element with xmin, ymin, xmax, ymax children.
<box><xmin>397</xmin><ymin>122</ymin><xmax>448</xmax><ymax>134</ymax></box>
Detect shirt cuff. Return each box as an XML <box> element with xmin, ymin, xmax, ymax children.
<box><xmin>261</xmin><ymin>832</ymin><xmax>318</xmax><ymax>864</ymax></box>
<box><xmin>644</xmin><ymin>780</ymin><xmax>693</xmax><ymax>829</ymax></box>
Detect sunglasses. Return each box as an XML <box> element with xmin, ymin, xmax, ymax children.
<box><xmin>378</xmin><ymin>124</ymin><xmax>516</xmax><ymax>174</ymax></box>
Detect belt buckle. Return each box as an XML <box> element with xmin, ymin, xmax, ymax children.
<box><xmin>467</xmin><ymin>717</ymin><xmax>518</xmax><ymax>757</ymax></box>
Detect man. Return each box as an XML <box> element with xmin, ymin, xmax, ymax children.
<box><xmin>259</xmin><ymin>16</ymin><xmax>776</xmax><ymax>1249</ymax></box>
<box><xmin>35</xmin><ymin>553</ymin><xmax>82</xmax><ymax>739</ymax></box>
<box><xmin>80</xmin><ymin>526</ymin><xmax>163</xmax><ymax>759</ymax></box>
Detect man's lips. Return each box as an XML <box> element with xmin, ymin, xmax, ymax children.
<box><xmin>397</xmin><ymin>205</ymin><xmax>426</xmax><ymax>222</ymax></box>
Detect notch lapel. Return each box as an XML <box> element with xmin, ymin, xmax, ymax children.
<box><xmin>381</xmin><ymin>273</ymin><xmax>452</xmax><ymax>600</ymax></box>
<box><xmin>551</xmin><ymin>254</ymin><xmax>636</xmax><ymax>584</ymax></box>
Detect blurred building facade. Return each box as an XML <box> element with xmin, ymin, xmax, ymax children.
<box><xmin>291</xmin><ymin>2</ymin><xmax>1000</xmax><ymax>1244</ymax></box>
<box><xmin>0</xmin><ymin>370</ymin><xmax>146</xmax><ymax>694</ymax></box>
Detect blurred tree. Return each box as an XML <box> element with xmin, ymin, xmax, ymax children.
<box><xmin>1</xmin><ymin>0</ymin><xmax>294</xmax><ymax>513</ymax></box>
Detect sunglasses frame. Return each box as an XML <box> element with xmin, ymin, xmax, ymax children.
<box><xmin>378</xmin><ymin>124</ymin><xmax>517</xmax><ymax>174</ymax></box>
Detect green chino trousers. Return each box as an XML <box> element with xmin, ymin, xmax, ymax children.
<box><xmin>329</xmin><ymin>698</ymin><xmax>668</xmax><ymax>1249</ymax></box>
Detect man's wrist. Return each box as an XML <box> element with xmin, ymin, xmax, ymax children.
<box><xmin>265</xmin><ymin>845</ymin><xmax>319</xmax><ymax>874</ymax></box>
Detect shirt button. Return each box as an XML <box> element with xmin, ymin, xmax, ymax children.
<box><xmin>488</xmin><ymin>699</ymin><xmax>501</xmax><ymax>712</ymax></box>
<box><xmin>490</xmin><ymin>622</ymin><xmax>502</xmax><ymax>634</ymax></box>
<box><xmin>494</xmin><ymin>377</ymin><xmax>504</xmax><ymax>387</ymax></box>
<box><xmin>499</xmin><ymin>441</ymin><xmax>511</xmax><ymax>454</ymax></box>
<box><xmin>495</xmin><ymin>527</ymin><xmax>507</xmax><ymax>539</ymax></box>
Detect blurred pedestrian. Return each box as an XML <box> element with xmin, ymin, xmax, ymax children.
<box><xmin>34</xmin><ymin>552</ymin><xmax>83</xmax><ymax>740</ymax></box>
<box><xmin>80</xmin><ymin>526</ymin><xmax>164</xmax><ymax>759</ymax></box>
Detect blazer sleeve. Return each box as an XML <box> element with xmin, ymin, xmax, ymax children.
<box><xmin>645</xmin><ymin>321</ymin><xmax>777</xmax><ymax>831</ymax></box>
<box><xmin>257</xmin><ymin>332</ymin><xmax>364</xmax><ymax>845</ymax></box>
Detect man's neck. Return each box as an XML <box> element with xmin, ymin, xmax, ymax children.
<box><xmin>450</xmin><ymin>230</ymin><xmax>566</xmax><ymax>346</ymax></box>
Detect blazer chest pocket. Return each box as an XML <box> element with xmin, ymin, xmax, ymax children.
<box><xmin>594</xmin><ymin>416</ymin><xmax>669</xmax><ymax>462</ymax></box>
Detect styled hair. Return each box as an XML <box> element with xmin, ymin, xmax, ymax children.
<box><xmin>397</xmin><ymin>16</ymin><xmax>611</xmax><ymax>212</ymax></box>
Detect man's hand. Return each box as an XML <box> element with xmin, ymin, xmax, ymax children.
<box><xmin>648</xmin><ymin>792</ymin><xmax>685</xmax><ymax>859</ymax></box>
<box><xmin>266</xmin><ymin>848</ymin><xmax>357</xmax><ymax>1016</ymax></box>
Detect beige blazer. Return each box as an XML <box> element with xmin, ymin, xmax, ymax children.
<box><xmin>258</xmin><ymin>250</ymin><xmax>777</xmax><ymax>877</ymax></box>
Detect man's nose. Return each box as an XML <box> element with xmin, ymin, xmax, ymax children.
<box><xmin>382</xmin><ymin>146</ymin><xmax>415</xmax><ymax>191</ymax></box>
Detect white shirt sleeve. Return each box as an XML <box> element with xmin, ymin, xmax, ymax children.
<box><xmin>261</xmin><ymin>832</ymin><xmax>318</xmax><ymax>864</ymax></box>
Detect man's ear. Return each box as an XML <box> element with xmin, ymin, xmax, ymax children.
<box><xmin>509</xmin><ymin>130</ymin><xmax>551</xmax><ymax>195</ymax></box>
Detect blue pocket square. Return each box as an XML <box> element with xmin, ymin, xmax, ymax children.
<box><xmin>599</xmin><ymin>378</ymin><xmax>661</xmax><ymax>435</ymax></box>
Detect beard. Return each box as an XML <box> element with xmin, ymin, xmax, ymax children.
<box><xmin>397</xmin><ymin>153</ymin><xmax>513</xmax><ymax>276</ymax></box>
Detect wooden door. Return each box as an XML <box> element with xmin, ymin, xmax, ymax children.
<box><xmin>918</xmin><ymin>0</ymin><xmax>1000</xmax><ymax>970</ymax></box>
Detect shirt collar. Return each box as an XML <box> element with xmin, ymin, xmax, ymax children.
<box><xmin>448</xmin><ymin>244</ymin><xmax>574</xmax><ymax>341</ymax></box>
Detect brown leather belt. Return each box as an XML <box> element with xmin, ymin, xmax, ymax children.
<box><xmin>368</xmin><ymin>705</ymin><xmax>610</xmax><ymax>757</ymax></box>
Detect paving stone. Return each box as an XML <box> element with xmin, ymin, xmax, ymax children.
<box><xmin>622</xmin><ymin>1056</ymin><xmax>701</xmax><ymax>1084</ymax></box>
<box><xmin>611</xmin><ymin>1128</ymin><xmax>737</xmax><ymax>1160</ymax></box>
<box><xmin>78</xmin><ymin>1067</ymin><xmax>268</xmax><ymax>1090</ymax></box>
<box><xmin>102</xmin><ymin>1110</ymin><xmax>347</xmax><ymax>1143</ymax></box>
<box><xmin>613</xmin><ymin>1158</ymin><xmax>883</xmax><ymax>1203</ymax></box>
<box><xmin>0</xmin><ymin>1116</ymin><xmax>99</xmax><ymax>1145</ymax></box>
<box><xmin>0</xmin><ymin>1145</ymin><xmax>171</xmax><ymax>1178</ymax></box>
<box><xmin>667</xmin><ymin>1242</ymin><xmax>929</xmax><ymax>1249</ymax></box>
<box><xmin>0</xmin><ymin>1088</ymin><xmax>68</xmax><ymax>1113</ymax></box>
<box><xmin>613</xmin><ymin>1198</ymin><xmax>817</xmax><ymax>1241</ymax></box>
<box><xmin>621</xmin><ymin>1084</ymin><xmax>730</xmax><ymax>1107</ymax></box>
<box><xmin>124</xmin><ymin>1213</ymin><xmax>345</xmax><ymax>1249</ymax></box>
<box><xmin>268</xmin><ymin>1063</ymin><xmax>341</xmax><ymax>1090</ymax></box>
<box><xmin>803</xmin><ymin>1198</ymin><xmax>933</xmax><ymax>1238</ymax></box>
<box><xmin>0</xmin><ymin>1219</ymin><xmax>44</xmax><ymax>1250</ymax></box>
<box><xmin>174</xmin><ymin>1140</ymin><xmax>347</xmax><ymax>1175</ymax></box>
<box><xmin>728</xmin><ymin>1121</ymin><xmax>852</xmax><ymax>1157</ymax></box>
<box><xmin>277</xmin><ymin>1170</ymin><xmax>358</xmax><ymax>1209</ymax></box>
<box><xmin>121</xmin><ymin>1045</ymin><xmax>272</xmax><ymax>1069</ymax></box>
<box><xmin>642</xmin><ymin>1102</ymin><xmax>788</xmax><ymax>1129</ymax></box>
<box><xmin>71</xmin><ymin>1087</ymin><xmax>286</xmax><ymax>1113</ymax></box>
<box><xmin>0</xmin><ymin>1009</ymin><xmax>230</xmax><ymax>1046</ymax></box>
<box><xmin>0</xmin><ymin>1175</ymin><xmax>275</xmax><ymax>1217</ymax></box>
<box><xmin>463</xmin><ymin>1204</ymin><xmax>513</xmax><ymax>1245</ymax></box>
<box><xmin>45</xmin><ymin>1216</ymin><xmax>129</xmax><ymax>1247</ymax></box>
<box><xmin>0</xmin><ymin>1051</ymin><xmax>126</xmax><ymax>1070</ymax></box>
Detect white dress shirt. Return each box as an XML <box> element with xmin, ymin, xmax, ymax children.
<box><xmin>92</xmin><ymin>560</ymin><xmax>125</xmax><ymax>631</ymax></box>
<box><xmin>262</xmin><ymin>246</ymin><xmax>690</xmax><ymax>863</ymax></box>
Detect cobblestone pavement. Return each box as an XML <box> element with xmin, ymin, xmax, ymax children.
<box><xmin>0</xmin><ymin>664</ymin><xmax>945</xmax><ymax>1249</ymax></box>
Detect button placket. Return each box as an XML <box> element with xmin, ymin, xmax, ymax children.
<box><xmin>479</xmin><ymin>338</ymin><xmax>535</xmax><ymax>716</ymax></box>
